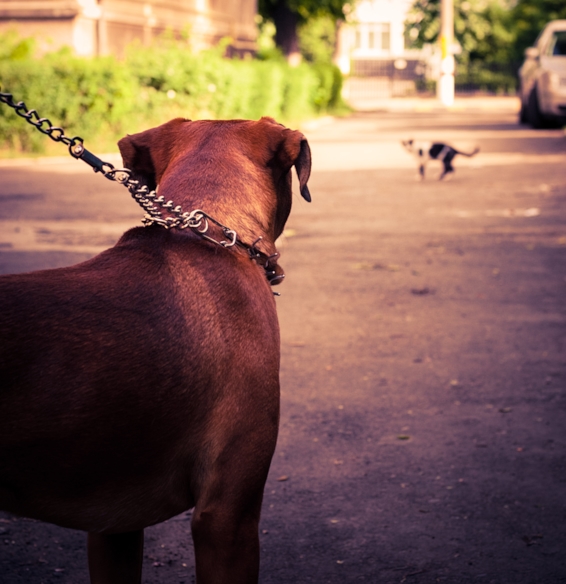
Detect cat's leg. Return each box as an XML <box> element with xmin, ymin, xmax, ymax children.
<box><xmin>439</xmin><ymin>150</ymin><xmax>455</xmax><ymax>180</ymax></box>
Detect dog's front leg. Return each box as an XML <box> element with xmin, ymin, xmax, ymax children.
<box><xmin>87</xmin><ymin>530</ymin><xmax>144</xmax><ymax>584</ymax></box>
<box><xmin>190</xmin><ymin>429</ymin><xmax>276</xmax><ymax>584</ymax></box>
<box><xmin>191</xmin><ymin>493</ymin><xmax>263</xmax><ymax>584</ymax></box>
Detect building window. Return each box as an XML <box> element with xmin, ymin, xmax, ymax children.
<box><xmin>354</xmin><ymin>23</ymin><xmax>391</xmax><ymax>53</ymax></box>
<box><xmin>380</xmin><ymin>23</ymin><xmax>390</xmax><ymax>51</ymax></box>
<box><xmin>368</xmin><ymin>31</ymin><xmax>375</xmax><ymax>49</ymax></box>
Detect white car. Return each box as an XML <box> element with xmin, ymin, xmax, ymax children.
<box><xmin>519</xmin><ymin>20</ymin><xmax>566</xmax><ymax>128</ymax></box>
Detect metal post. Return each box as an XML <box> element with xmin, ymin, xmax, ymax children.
<box><xmin>437</xmin><ymin>0</ymin><xmax>454</xmax><ymax>106</ymax></box>
<box><xmin>96</xmin><ymin>0</ymin><xmax>108</xmax><ymax>56</ymax></box>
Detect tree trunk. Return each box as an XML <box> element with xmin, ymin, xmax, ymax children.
<box><xmin>272</xmin><ymin>0</ymin><xmax>301</xmax><ymax>65</ymax></box>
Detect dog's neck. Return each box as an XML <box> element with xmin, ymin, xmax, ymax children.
<box><xmin>154</xmin><ymin>144</ymin><xmax>290</xmax><ymax>283</ymax></box>
<box><xmin>158</xmin><ymin>179</ymin><xmax>280</xmax><ymax>260</ymax></box>
<box><xmin>152</xmin><ymin>183</ymin><xmax>284</xmax><ymax>284</ymax></box>
<box><xmin>186</xmin><ymin>197</ymin><xmax>278</xmax><ymax>258</ymax></box>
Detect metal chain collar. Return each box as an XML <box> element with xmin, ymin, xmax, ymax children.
<box><xmin>0</xmin><ymin>91</ymin><xmax>238</xmax><ymax>248</ymax></box>
<box><xmin>69</xmin><ymin>142</ymin><xmax>239</xmax><ymax>248</ymax></box>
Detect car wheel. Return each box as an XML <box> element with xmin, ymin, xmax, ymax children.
<box><xmin>519</xmin><ymin>100</ymin><xmax>528</xmax><ymax>124</ymax></box>
<box><xmin>527</xmin><ymin>86</ymin><xmax>546</xmax><ymax>129</ymax></box>
<box><xmin>518</xmin><ymin>83</ymin><xmax>528</xmax><ymax>124</ymax></box>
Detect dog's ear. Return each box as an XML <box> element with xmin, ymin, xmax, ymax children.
<box><xmin>262</xmin><ymin>118</ymin><xmax>312</xmax><ymax>203</ymax></box>
<box><xmin>118</xmin><ymin>118</ymin><xmax>188</xmax><ymax>190</ymax></box>
<box><xmin>294</xmin><ymin>138</ymin><xmax>312</xmax><ymax>202</ymax></box>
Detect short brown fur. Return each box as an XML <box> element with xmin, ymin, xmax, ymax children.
<box><xmin>0</xmin><ymin>117</ymin><xmax>312</xmax><ymax>583</ymax></box>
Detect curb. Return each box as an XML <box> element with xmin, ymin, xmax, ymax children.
<box><xmin>346</xmin><ymin>96</ymin><xmax>520</xmax><ymax>114</ymax></box>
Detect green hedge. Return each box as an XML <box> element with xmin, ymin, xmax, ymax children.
<box><xmin>0</xmin><ymin>33</ymin><xmax>344</xmax><ymax>154</ymax></box>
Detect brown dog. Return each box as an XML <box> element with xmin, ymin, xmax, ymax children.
<box><xmin>0</xmin><ymin>116</ymin><xmax>311</xmax><ymax>583</ymax></box>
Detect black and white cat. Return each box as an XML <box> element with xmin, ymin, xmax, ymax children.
<box><xmin>401</xmin><ymin>139</ymin><xmax>480</xmax><ymax>180</ymax></box>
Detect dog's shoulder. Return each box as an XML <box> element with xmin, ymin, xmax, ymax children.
<box><xmin>113</xmin><ymin>225</ymin><xmax>273</xmax><ymax>301</ymax></box>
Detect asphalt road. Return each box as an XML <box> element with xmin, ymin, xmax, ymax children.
<box><xmin>1</xmin><ymin>106</ymin><xmax>565</xmax><ymax>584</ymax></box>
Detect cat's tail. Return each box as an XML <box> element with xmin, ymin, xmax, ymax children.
<box><xmin>456</xmin><ymin>146</ymin><xmax>480</xmax><ymax>157</ymax></box>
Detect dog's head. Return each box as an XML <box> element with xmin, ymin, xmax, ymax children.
<box><xmin>401</xmin><ymin>139</ymin><xmax>414</xmax><ymax>152</ymax></box>
<box><xmin>118</xmin><ymin>117</ymin><xmax>311</xmax><ymax>253</ymax></box>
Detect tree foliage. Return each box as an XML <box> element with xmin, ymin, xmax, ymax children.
<box><xmin>406</xmin><ymin>0</ymin><xmax>566</xmax><ymax>67</ymax></box>
<box><xmin>258</xmin><ymin>0</ymin><xmax>346</xmax><ymax>25</ymax></box>
<box><xmin>298</xmin><ymin>15</ymin><xmax>337</xmax><ymax>63</ymax></box>
<box><xmin>406</xmin><ymin>0</ymin><xmax>515</xmax><ymax>66</ymax></box>
<box><xmin>258</xmin><ymin>0</ymin><xmax>348</xmax><ymax>58</ymax></box>
<box><xmin>510</xmin><ymin>0</ymin><xmax>566</xmax><ymax>61</ymax></box>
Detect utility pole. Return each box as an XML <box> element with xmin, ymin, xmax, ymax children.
<box><xmin>437</xmin><ymin>0</ymin><xmax>454</xmax><ymax>106</ymax></box>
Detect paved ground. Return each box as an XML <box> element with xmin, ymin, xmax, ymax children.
<box><xmin>1</xmin><ymin>105</ymin><xmax>565</xmax><ymax>584</ymax></box>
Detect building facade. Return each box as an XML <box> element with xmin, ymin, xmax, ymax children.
<box><xmin>0</xmin><ymin>0</ymin><xmax>257</xmax><ymax>57</ymax></box>
<box><xmin>336</xmin><ymin>0</ymin><xmax>432</xmax><ymax>100</ymax></box>
<box><xmin>337</xmin><ymin>0</ymin><xmax>423</xmax><ymax>73</ymax></box>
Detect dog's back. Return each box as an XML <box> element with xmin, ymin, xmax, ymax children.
<box><xmin>0</xmin><ymin>225</ymin><xmax>279</xmax><ymax>532</ymax></box>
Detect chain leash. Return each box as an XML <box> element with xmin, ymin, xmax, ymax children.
<box><xmin>0</xmin><ymin>91</ymin><xmax>83</xmax><ymax>149</ymax></box>
<box><xmin>0</xmin><ymin>91</ymin><xmax>238</xmax><ymax>248</ymax></box>
<box><xmin>0</xmin><ymin>91</ymin><xmax>283</xmax><ymax>290</ymax></box>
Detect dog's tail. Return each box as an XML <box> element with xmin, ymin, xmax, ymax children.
<box><xmin>456</xmin><ymin>146</ymin><xmax>480</xmax><ymax>157</ymax></box>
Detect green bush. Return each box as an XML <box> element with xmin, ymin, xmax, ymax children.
<box><xmin>0</xmin><ymin>48</ymin><xmax>138</xmax><ymax>152</ymax></box>
<box><xmin>311</xmin><ymin>62</ymin><xmax>344</xmax><ymax>111</ymax></box>
<box><xmin>0</xmin><ymin>32</ymin><xmax>345</xmax><ymax>155</ymax></box>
